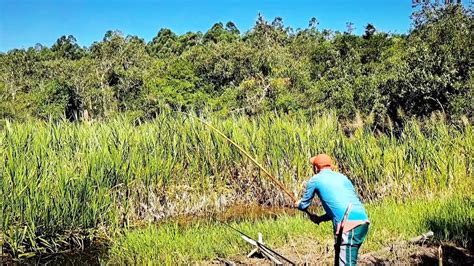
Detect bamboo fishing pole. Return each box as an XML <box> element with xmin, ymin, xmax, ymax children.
<box><xmin>182</xmin><ymin>112</ymin><xmax>297</xmax><ymax>203</ymax></box>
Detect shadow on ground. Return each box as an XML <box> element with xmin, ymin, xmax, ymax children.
<box><xmin>424</xmin><ymin>196</ymin><xmax>473</xmax><ymax>249</ymax></box>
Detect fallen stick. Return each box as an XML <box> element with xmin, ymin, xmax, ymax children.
<box><xmin>226</xmin><ymin>225</ymin><xmax>295</xmax><ymax>265</ymax></box>
<box><xmin>408</xmin><ymin>231</ymin><xmax>434</xmax><ymax>243</ymax></box>
<box><xmin>216</xmin><ymin>257</ymin><xmax>236</xmax><ymax>265</ymax></box>
<box><xmin>240</xmin><ymin>234</ymin><xmax>283</xmax><ymax>265</ymax></box>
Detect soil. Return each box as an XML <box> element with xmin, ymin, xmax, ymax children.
<box><xmin>360</xmin><ymin>243</ymin><xmax>474</xmax><ymax>265</ymax></box>
<box><xmin>211</xmin><ymin>240</ymin><xmax>474</xmax><ymax>265</ymax></box>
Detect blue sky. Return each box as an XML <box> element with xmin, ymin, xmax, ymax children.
<box><xmin>0</xmin><ymin>0</ymin><xmax>416</xmax><ymax>52</ymax></box>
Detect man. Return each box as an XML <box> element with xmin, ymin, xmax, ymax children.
<box><xmin>295</xmin><ymin>154</ymin><xmax>369</xmax><ymax>266</ymax></box>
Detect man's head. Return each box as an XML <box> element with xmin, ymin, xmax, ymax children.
<box><xmin>310</xmin><ymin>153</ymin><xmax>334</xmax><ymax>174</ymax></box>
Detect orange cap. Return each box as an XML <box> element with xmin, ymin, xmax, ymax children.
<box><xmin>310</xmin><ymin>154</ymin><xmax>334</xmax><ymax>169</ymax></box>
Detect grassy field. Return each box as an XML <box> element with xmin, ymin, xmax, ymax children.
<box><xmin>108</xmin><ymin>195</ymin><xmax>473</xmax><ymax>264</ymax></box>
<box><xmin>1</xmin><ymin>112</ymin><xmax>472</xmax><ymax>259</ymax></box>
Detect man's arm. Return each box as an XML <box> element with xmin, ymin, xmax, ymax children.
<box><xmin>307</xmin><ymin>212</ymin><xmax>330</xmax><ymax>224</ymax></box>
<box><xmin>295</xmin><ymin>178</ymin><xmax>332</xmax><ymax>224</ymax></box>
<box><xmin>296</xmin><ymin>178</ymin><xmax>317</xmax><ymax>211</ymax></box>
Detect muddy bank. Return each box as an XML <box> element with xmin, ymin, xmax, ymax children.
<box><xmin>361</xmin><ymin>242</ymin><xmax>474</xmax><ymax>265</ymax></box>
<box><xmin>214</xmin><ymin>241</ymin><xmax>474</xmax><ymax>265</ymax></box>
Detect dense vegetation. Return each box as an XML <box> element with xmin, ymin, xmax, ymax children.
<box><xmin>1</xmin><ymin>2</ymin><xmax>473</xmax><ymax>262</ymax></box>
<box><xmin>0</xmin><ymin>4</ymin><xmax>472</xmax><ymax>126</ymax></box>
<box><xmin>1</xmin><ymin>112</ymin><xmax>472</xmax><ymax>257</ymax></box>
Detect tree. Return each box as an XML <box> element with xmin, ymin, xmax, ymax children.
<box><xmin>245</xmin><ymin>14</ymin><xmax>288</xmax><ymax>47</ymax></box>
<box><xmin>34</xmin><ymin>81</ymin><xmax>69</xmax><ymax>120</ymax></box>
<box><xmin>345</xmin><ymin>22</ymin><xmax>355</xmax><ymax>35</ymax></box>
<box><xmin>176</xmin><ymin>32</ymin><xmax>202</xmax><ymax>53</ymax></box>
<box><xmin>399</xmin><ymin>4</ymin><xmax>473</xmax><ymax>119</ymax></box>
<box><xmin>143</xmin><ymin>58</ymin><xmax>206</xmax><ymax>113</ymax></box>
<box><xmin>309</xmin><ymin>17</ymin><xmax>319</xmax><ymax>29</ymax></box>
<box><xmin>148</xmin><ymin>28</ymin><xmax>178</xmax><ymax>57</ymax></box>
<box><xmin>363</xmin><ymin>24</ymin><xmax>376</xmax><ymax>39</ymax></box>
<box><xmin>271</xmin><ymin>17</ymin><xmax>284</xmax><ymax>30</ymax></box>
<box><xmin>225</xmin><ymin>21</ymin><xmax>240</xmax><ymax>35</ymax></box>
<box><xmin>51</xmin><ymin>35</ymin><xmax>84</xmax><ymax>60</ymax></box>
<box><xmin>203</xmin><ymin>22</ymin><xmax>239</xmax><ymax>43</ymax></box>
<box><xmin>412</xmin><ymin>0</ymin><xmax>463</xmax><ymax>8</ymax></box>
<box><xmin>0</xmin><ymin>6</ymin><xmax>472</xmax><ymax>122</ymax></box>
<box><xmin>89</xmin><ymin>31</ymin><xmax>150</xmax><ymax>117</ymax></box>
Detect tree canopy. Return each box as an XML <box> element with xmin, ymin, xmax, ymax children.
<box><xmin>0</xmin><ymin>4</ymin><xmax>472</xmax><ymax>127</ymax></box>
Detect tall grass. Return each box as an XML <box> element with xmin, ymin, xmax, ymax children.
<box><xmin>1</xmin><ymin>112</ymin><xmax>472</xmax><ymax>256</ymax></box>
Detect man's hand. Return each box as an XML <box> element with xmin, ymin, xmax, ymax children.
<box><xmin>294</xmin><ymin>200</ymin><xmax>301</xmax><ymax>208</ymax></box>
<box><xmin>308</xmin><ymin>213</ymin><xmax>322</xmax><ymax>225</ymax></box>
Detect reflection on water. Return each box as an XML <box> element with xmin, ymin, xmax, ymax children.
<box><xmin>169</xmin><ymin>203</ymin><xmax>298</xmax><ymax>228</ymax></box>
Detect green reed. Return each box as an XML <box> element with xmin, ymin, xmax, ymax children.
<box><xmin>0</xmin><ymin>112</ymin><xmax>472</xmax><ymax>256</ymax></box>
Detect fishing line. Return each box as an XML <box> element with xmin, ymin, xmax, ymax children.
<box><xmin>178</xmin><ymin>111</ymin><xmax>297</xmax><ymax>203</ymax></box>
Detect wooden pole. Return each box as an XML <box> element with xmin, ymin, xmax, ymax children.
<box><xmin>183</xmin><ymin>112</ymin><xmax>297</xmax><ymax>203</ymax></box>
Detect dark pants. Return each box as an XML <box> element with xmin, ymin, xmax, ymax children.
<box><xmin>334</xmin><ymin>223</ymin><xmax>369</xmax><ymax>266</ymax></box>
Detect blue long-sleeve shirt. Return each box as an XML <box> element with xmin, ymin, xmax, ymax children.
<box><xmin>298</xmin><ymin>169</ymin><xmax>369</xmax><ymax>232</ymax></box>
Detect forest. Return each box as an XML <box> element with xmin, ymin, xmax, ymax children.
<box><xmin>1</xmin><ymin>4</ymin><xmax>472</xmax><ymax>127</ymax></box>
